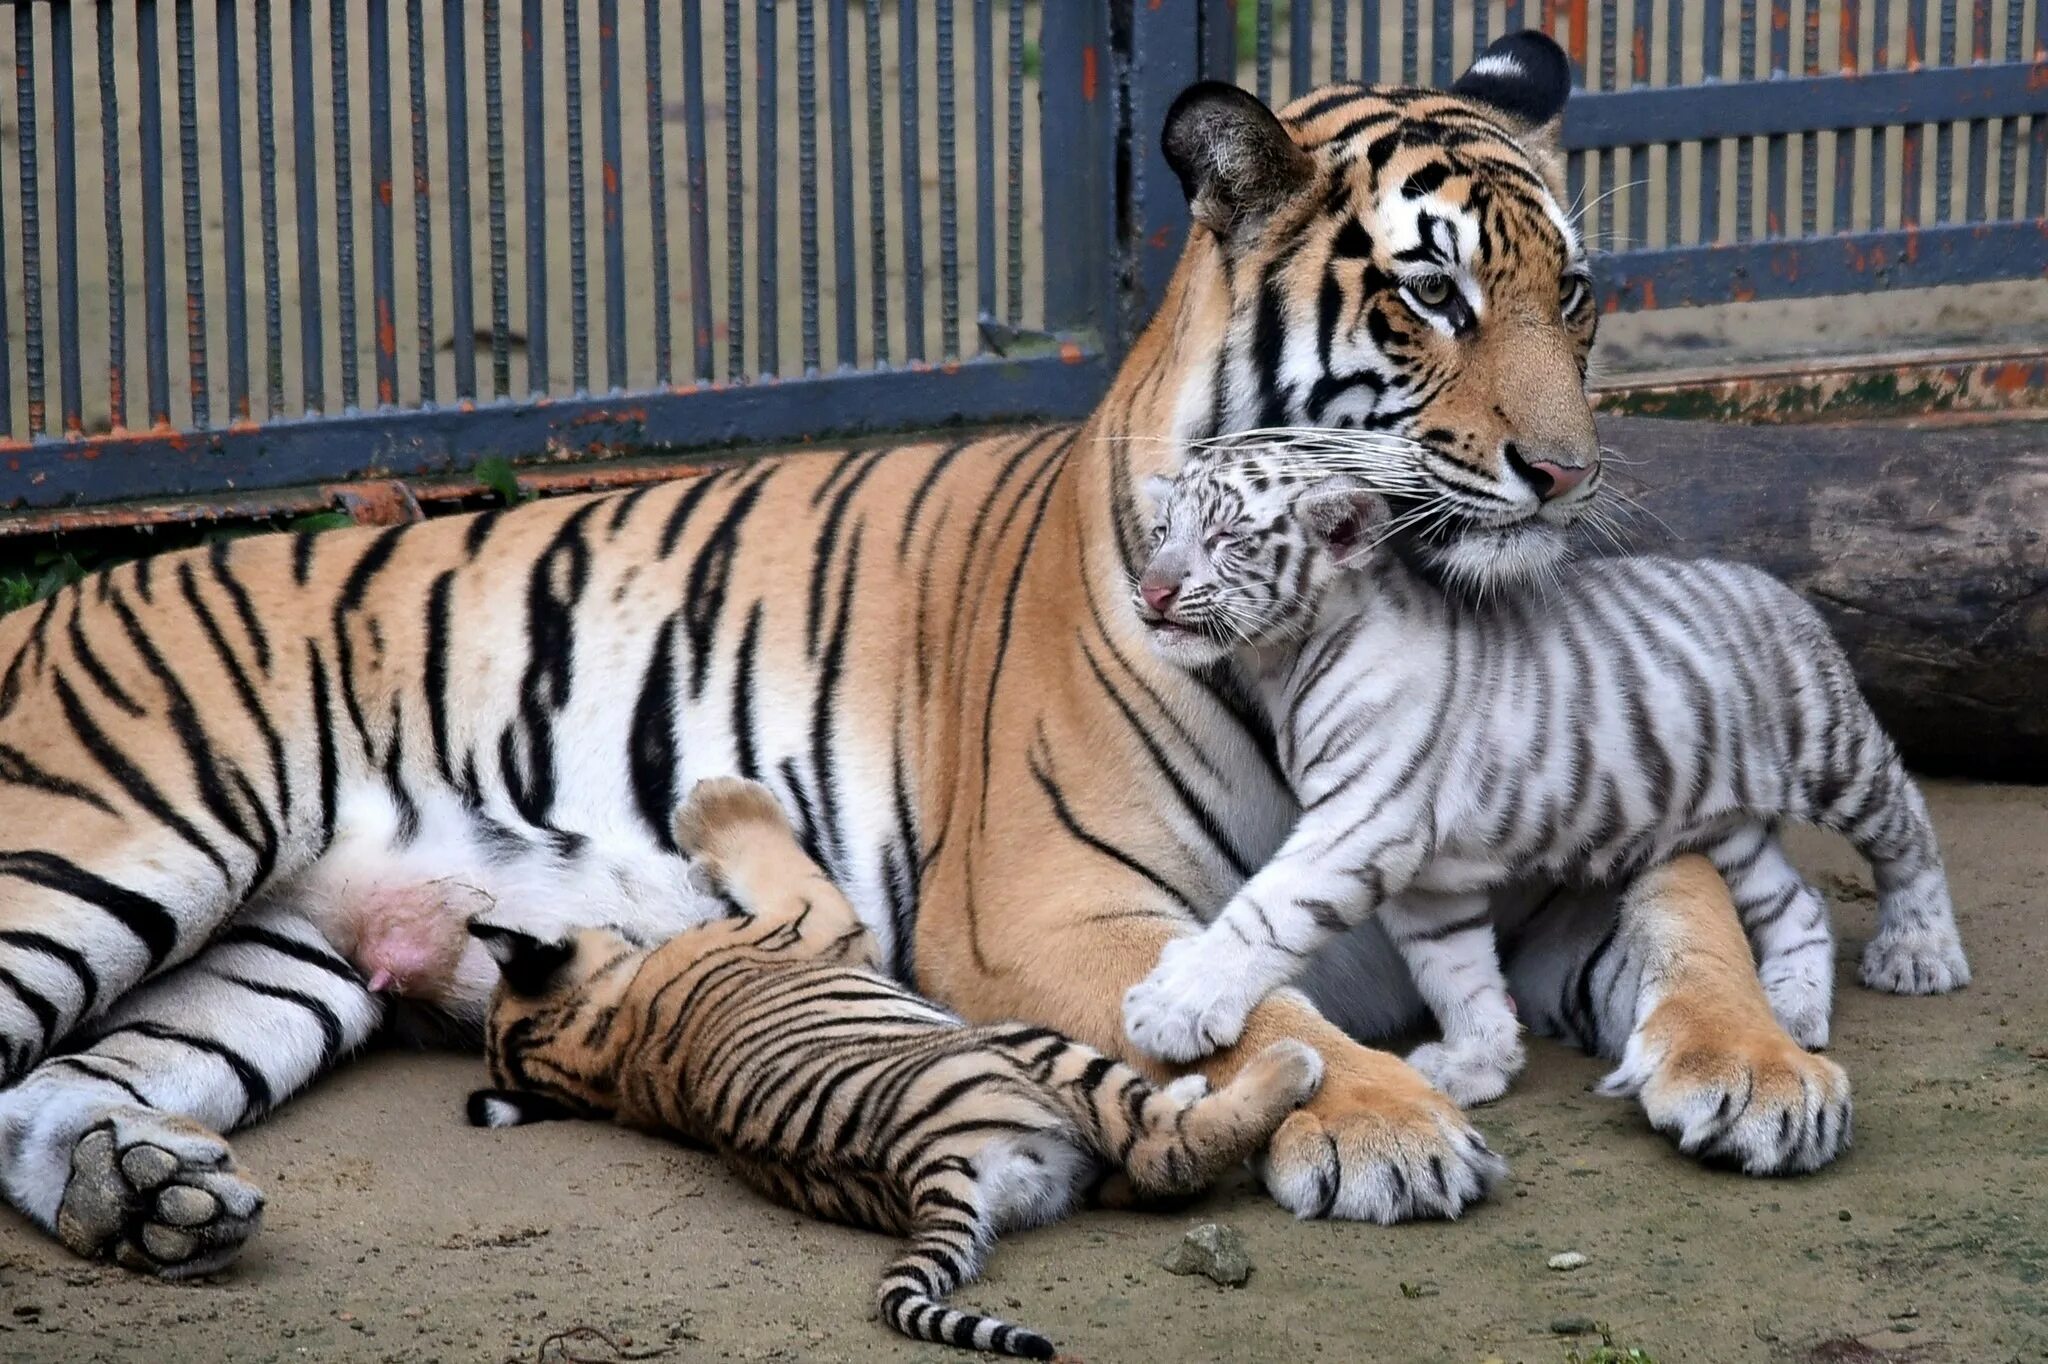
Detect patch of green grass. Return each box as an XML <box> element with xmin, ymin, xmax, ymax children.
<box><xmin>1564</xmin><ymin>1326</ymin><xmax>1662</xmax><ymax>1364</ymax></box>
<box><xmin>474</xmin><ymin>457</ymin><xmax>534</xmax><ymax>507</ymax></box>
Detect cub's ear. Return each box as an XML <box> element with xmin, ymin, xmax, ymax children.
<box><xmin>1298</xmin><ymin>479</ymin><xmax>1391</xmax><ymax>568</ymax></box>
<box><xmin>1451</xmin><ymin>31</ymin><xmax>1573</xmax><ymax>193</ymax></box>
<box><xmin>466</xmin><ymin>1088</ymin><xmax>580</xmax><ymax>1128</ymax></box>
<box><xmin>467</xmin><ymin>922</ymin><xmax>576</xmax><ymax>997</ymax></box>
<box><xmin>1162</xmin><ymin>82</ymin><xmax>1314</xmax><ymax>238</ymax></box>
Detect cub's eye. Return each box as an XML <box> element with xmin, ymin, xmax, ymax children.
<box><xmin>1406</xmin><ymin>273</ymin><xmax>1456</xmax><ymax>309</ymax></box>
<box><xmin>1560</xmin><ymin>272</ymin><xmax>1591</xmax><ymax>315</ymax></box>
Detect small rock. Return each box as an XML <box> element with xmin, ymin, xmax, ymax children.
<box><xmin>1546</xmin><ymin>1251</ymin><xmax>1589</xmax><ymax>1272</ymax></box>
<box><xmin>1838</xmin><ymin>1209</ymin><xmax>1853</xmax><ymax>1222</ymax></box>
<box><xmin>1550</xmin><ymin>1316</ymin><xmax>1598</xmax><ymax>1335</ymax></box>
<box><xmin>1160</xmin><ymin>1223</ymin><xmax>1251</xmax><ymax>1287</ymax></box>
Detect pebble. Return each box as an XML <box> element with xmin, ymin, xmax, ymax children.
<box><xmin>1161</xmin><ymin>1223</ymin><xmax>1252</xmax><ymax>1287</ymax></box>
<box><xmin>1546</xmin><ymin>1251</ymin><xmax>1589</xmax><ymax>1272</ymax></box>
<box><xmin>1550</xmin><ymin>1316</ymin><xmax>1598</xmax><ymax>1335</ymax></box>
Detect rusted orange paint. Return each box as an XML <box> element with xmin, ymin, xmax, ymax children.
<box><xmin>1903</xmin><ymin>225</ymin><xmax>1920</xmax><ymax>263</ymax></box>
<box><xmin>1639</xmin><ymin>279</ymin><xmax>1656</xmax><ymax>310</ymax></box>
<box><xmin>378</xmin><ymin>179</ymin><xmax>394</xmax><ymax>208</ymax></box>
<box><xmin>1992</xmin><ymin>362</ymin><xmax>2034</xmax><ymax>394</ymax></box>
<box><xmin>1082</xmin><ymin>45</ymin><xmax>1098</xmax><ymax>102</ymax></box>
<box><xmin>1148</xmin><ymin>226</ymin><xmax>1172</xmax><ymax>249</ymax></box>
<box><xmin>1059</xmin><ymin>342</ymin><xmax>1084</xmax><ymax>364</ymax></box>
<box><xmin>1839</xmin><ymin>4</ymin><xmax>1858</xmax><ymax>75</ymax></box>
<box><xmin>1771</xmin><ymin>4</ymin><xmax>1789</xmax><ymax>30</ymax></box>
<box><xmin>1567</xmin><ymin>0</ymin><xmax>1589</xmax><ymax>67</ymax></box>
<box><xmin>604</xmin><ymin>163</ymin><xmax>620</xmax><ymax>195</ymax></box>
<box><xmin>1632</xmin><ymin>30</ymin><xmax>1648</xmax><ymax>81</ymax></box>
<box><xmin>2028</xmin><ymin>62</ymin><xmax>2048</xmax><ymax>92</ymax></box>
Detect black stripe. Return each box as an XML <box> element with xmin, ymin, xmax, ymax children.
<box><xmin>179</xmin><ymin>561</ymin><xmax>293</xmax><ymax>837</ymax></box>
<box><xmin>629</xmin><ymin>614</ymin><xmax>683</xmax><ymax>853</ymax></box>
<box><xmin>423</xmin><ymin>570</ymin><xmax>458</xmax><ymax>784</ymax></box>
<box><xmin>464</xmin><ymin>506</ymin><xmax>505</xmax><ymax>558</ymax></box>
<box><xmin>807</xmin><ymin>526</ymin><xmax>861</xmax><ymax>872</ymax></box>
<box><xmin>64</xmin><ymin>597</ymin><xmax>147</xmax><ymax>717</ymax></box>
<box><xmin>46</xmin><ymin>1055</ymin><xmax>151</xmax><ymax>1106</ymax></box>
<box><xmin>0</xmin><ymin>742</ymin><xmax>117</xmax><ymax>816</ymax></box>
<box><xmin>216</xmin><ymin>923</ymin><xmax>364</xmax><ymax>985</ymax></box>
<box><xmin>897</xmin><ymin>439</ymin><xmax>973</xmax><ymax>560</ymax></box>
<box><xmin>1026</xmin><ymin>738</ymin><xmax>1184</xmax><ymax>905</ymax></box>
<box><xmin>217</xmin><ymin>972</ymin><xmax>350</xmax><ymax>1070</ymax></box>
<box><xmin>207</xmin><ymin>541</ymin><xmax>272</xmax><ymax>675</ymax></box>
<box><xmin>87</xmin><ymin>1021</ymin><xmax>275</xmax><ymax>1121</ymax></box>
<box><xmin>0</xmin><ymin>852</ymin><xmax>180</xmax><ymax>971</ymax></box>
<box><xmin>731</xmin><ymin>601</ymin><xmax>765</xmax><ymax>781</ymax></box>
<box><xmin>291</xmin><ymin>530</ymin><xmax>319</xmax><ymax>585</ymax></box>
<box><xmin>51</xmin><ymin>672</ymin><xmax>233</xmax><ymax>878</ymax></box>
<box><xmin>683</xmin><ymin>465</ymin><xmax>776</xmax><ymax>698</ymax></box>
<box><xmin>656</xmin><ymin>464</ymin><xmax>728</xmax><ymax>558</ymax></box>
<box><xmin>806</xmin><ymin>449</ymin><xmax>889</xmax><ymax>657</ymax></box>
<box><xmin>974</xmin><ymin>442</ymin><xmax>1070</xmax><ymax>821</ymax></box>
<box><xmin>0</xmin><ymin>929</ymin><xmax>100</xmax><ymax>1016</ymax></box>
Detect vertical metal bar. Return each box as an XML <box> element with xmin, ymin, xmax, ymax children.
<box><xmin>1871</xmin><ymin>0</ymin><xmax>1888</xmax><ymax>228</ymax></box>
<box><xmin>52</xmin><ymin>4</ymin><xmax>83</xmax><ymax>434</ymax></box>
<box><xmin>972</xmin><ymin>0</ymin><xmax>995</xmax><ymax>336</ymax></box>
<box><xmin>1630</xmin><ymin>0</ymin><xmax>1651</xmax><ymax>246</ymax></box>
<box><xmin>1292</xmin><ymin>0</ymin><xmax>1312</xmax><ymax>97</ymax></box>
<box><xmin>1257</xmin><ymin>0</ymin><xmax>1273</xmax><ymax>103</ymax></box>
<box><xmin>101</xmin><ymin>2</ymin><xmax>128</xmax><ymax>429</ymax></box>
<box><xmin>1038</xmin><ymin>0</ymin><xmax>1114</xmax><ymax>348</ymax></box>
<box><xmin>1835</xmin><ymin>0</ymin><xmax>1858</xmax><ymax>231</ymax></box>
<box><xmin>646</xmin><ymin>0</ymin><xmax>673</xmax><ymax>385</ymax></box>
<box><xmin>756</xmin><ymin>0</ymin><xmax>779</xmax><ymax>377</ymax></box>
<box><xmin>0</xmin><ymin>38</ymin><xmax>9</xmax><ymax>440</ymax></box>
<box><xmin>176</xmin><ymin>0</ymin><xmax>209</xmax><ymax>427</ymax></box>
<box><xmin>522</xmin><ymin>0</ymin><xmax>550</xmax><ymax>392</ymax></box>
<box><xmin>446</xmin><ymin>0</ymin><xmax>478</xmax><ymax>400</ymax></box>
<box><xmin>485</xmin><ymin>0</ymin><xmax>513</xmax><ymax>397</ymax></box>
<box><xmin>564</xmin><ymin>0</ymin><xmax>590</xmax><ymax>390</ymax></box>
<box><xmin>1994</xmin><ymin>0</ymin><xmax>2020</xmax><ymax>219</ymax></box>
<box><xmin>1508</xmin><ymin>1</ymin><xmax>1527</xmax><ymax>32</ymax></box>
<box><xmin>1129</xmin><ymin>0</ymin><xmax>1197</xmax><ymax>331</ymax></box>
<box><xmin>1800</xmin><ymin>0</ymin><xmax>1819</xmax><ymax>237</ymax></box>
<box><xmin>866</xmin><ymin>0</ymin><xmax>889</xmax><ymax>360</ymax></box>
<box><xmin>1330</xmin><ymin>0</ymin><xmax>1347</xmax><ymax>84</ymax></box>
<box><xmin>1200</xmin><ymin>0</ymin><xmax>1236</xmax><ymax>82</ymax></box>
<box><xmin>1361</xmin><ymin>0</ymin><xmax>1379</xmax><ymax>83</ymax></box>
<box><xmin>898</xmin><ymin>0</ymin><xmax>926</xmax><ymax>362</ymax></box>
<box><xmin>1701</xmin><ymin>0</ymin><xmax>1722</xmax><ymax>241</ymax></box>
<box><xmin>798</xmin><ymin>0</ymin><xmax>821</xmax><ymax>371</ymax></box>
<box><xmin>1433</xmin><ymin>0</ymin><xmax>1454</xmax><ymax>87</ymax></box>
<box><xmin>1598</xmin><ymin>0</ymin><xmax>1615</xmax><ymax>249</ymax></box>
<box><xmin>1903</xmin><ymin>0</ymin><xmax>1926</xmax><ymax>227</ymax></box>
<box><xmin>936</xmin><ymin>0</ymin><xmax>959</xmax><ymax>358</ymax></box>
<box><xmin>1664</xmin><ymin>0</ymin><xmax>1683</xmax><ymax>245</ymax></box>
<box><xmin>1765</xmin><ymin>0</ymin><xmax>1786</xmax><ymax>237</ymax></box>
<box><xmin>1473</xmin><ymin>0</ymin><xmax>1490</xmax><ymax>54</ymax></box>
<box><xmin>332</xmin><ymin>0</ymin><xmax>360</xmax><ymax>408</ymax></box>
<box><xmin>1934</xmin><ymin>0</ymin><xmax>1954</xmax><ymax>222</ymax></box>
<box><xmin>1964</xmin><ymin>0</ymin><xmax>1989</xmax><ymax>220</ymax></box>
<box><xmin>290</xmin><ymin>0</ymin><xmax>324</xmax><ymax>412</ymax></box>
<box><xmin>17</xmin><ymin>13</ymin><xmax>46</xmax><ymax>435</ymax></box>
<box><xmin>724</xmin><ymin>0</ymin><xmax>745</xmax><ymax>379</ymax></box>
<box><xmin>1004</xmin><ymin>0</ymin><xmax>1022</xmax><ymax>327</ymax></box>
<box><xmin>828</xmin><ymin>0</ymin><xmax>857</xmax><ymax>366</ymax></box>
<box><xmin>367</xmin><ymin>0</ymin><xmax>398</xmax><ymax>408</ymax></box>
<box><xmin>408</xmin><ymin>0</ymin><xmax>437</xmax><ymax>405</ymax></box>
<box><xmin>600</xmin><ymin>0</ymin><xmax>627</xmax><ymax>389</ymax></box>
<box><xmin>1736</xmin><ymin>0</ymin><xmax>1755</xmax><ymax>239</ymax></box>
<box><xmin>682</xmin><ymin>0</ymin><xmax>714</xmax><ymax>381</ymax></box>
<box><xmin>215</xmin><ymin>0</ymin><xmax>250</xmax><ymax>423</ymax></box>
<box><xmin>140</xmin><ymin>0</ymin><xmax>173</xmax><ymax>427</ymax></box>
<box><xmin>1401</xmin><ymin>0</ymin><xmax>1416</xmax><ymax>83</ymax></box>
<box><xmin>256</xmin><ymin>0</ymin><xmax>284</xmax><ymax>413</ymax></box>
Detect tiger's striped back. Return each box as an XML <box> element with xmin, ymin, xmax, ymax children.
<box><xmin>469</xmin><ymin>779</ymin><xmax>1322</xmax><ymax>1359</ymax></box>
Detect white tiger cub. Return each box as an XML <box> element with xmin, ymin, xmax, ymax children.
<box><xmin>1120</xmin><ymin>449</ymin><xmax>1966</xmax><ymax>1106</ymax></box>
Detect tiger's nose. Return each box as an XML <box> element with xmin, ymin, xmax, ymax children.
<box><xmin>1140</xmin><ymin>579</ymin><xmax>1179</xmax><ymax>613</ymax></box>
<box><xmin>1505</xmin><ymin>444</ymin><xmax>1594</xmax><ymax>501</ymax></box>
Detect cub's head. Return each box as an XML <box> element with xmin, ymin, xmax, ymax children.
<box><xmin>465</xmin><ymin>922</ymin><xmax>645</xmax><ymax>1128</ymax></box>
<box><xmin>1153</xmin><ymin>31</ymin><xmax>1599</xmax><ymax>594</ymax></box>
<box><xmin>1134</xmin><ymin>451</ymin><xmax>1388</xmax><ymax>667</ymax></box>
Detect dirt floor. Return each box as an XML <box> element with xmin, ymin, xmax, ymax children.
<box><xmin>0</xmin><ymin>780</ymin><xmax>2042</xmax><ymax>1364</ymax></box>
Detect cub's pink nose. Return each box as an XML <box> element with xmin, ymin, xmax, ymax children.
<box><xmin>1532</xmin><ymin>460</ymin><xmax>1591</xmax><ymax>498</ymax></box>
<box><xmin>1140</xmin><ymin>580</ymin><xmax>1178</xmax><ymax>613</ymax></box>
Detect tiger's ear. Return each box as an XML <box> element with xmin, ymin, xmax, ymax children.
<box><xmin>1162</xmin><ymin>82</ymin><xmax>1314</xmax><ymax>239</ymax></box>
<box><xmin>1299</xmin><ymin>479</ymin><xmax>1391</xmax><ymax>569</ymax></box>
<box><xmin>468</xmin><ymin>922</ymin><xmax>576</xmax><ymax>997</ymax></box>
<box><xmin>1452</xmin><ymin>31</ymin><xmax>1573</xmax><ymax>195</ymax></box>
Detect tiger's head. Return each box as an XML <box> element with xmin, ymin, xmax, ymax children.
<box><xmin>465</xmin><ymin>921</ymin><xmax>649</xmax><ymax>1127</ymax></box>
<box><xmin>1146</xmin><ymin>30</ymin><xmax>1598</xmax><ymax>595</ymax></box>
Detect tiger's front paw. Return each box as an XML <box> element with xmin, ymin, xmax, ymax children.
<box><xmin>1122</xmin><ymin>936</ymin><xmax>1257</xmax><ymax>1063</ymax></box>
<box><xmin>1600</xmin><ymin>1000</ymin><xmax>1851</xmax><ymax>1176</ymax></box>
<box><xmin>1258</xmin><ymin>1059</ymin><xmax>1506</xmax><ymax>1222</ymax></box>
<box><xmin>54</xmin><ymin>1109</ymin><xmax>265</xmax><ymax>1279</ymax></box>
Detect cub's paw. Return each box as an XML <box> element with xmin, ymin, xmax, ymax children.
<box><xmin>1122</xmin><ymin>937</ymin><xmax>1256</xmax><ymax>1064</ymax></box>
<box><xmin>1759</xmin><ymin>967</ymin><xmax>1833</xmax><ymax>1051</ymax></box>
<box><xmin>1258</xmin><ymin>1065</ymin><xmax>1506</xmax><ymax>1222</ymax></box>
<box><xmin>54</xmin><ymin>1109</ymin><xmax>265</xmax><ymax>1279</ymax></box>
<box><xmin>1601</xmin><ymin>1009</ymin><xmax>1851</xmax><ymax>1176</ymax></box>
<box><xmin>1405</xmin><ymin>1034</ymin><xmax>1524</xmax><ymax>1108</ymax></box>
<box><xmin>1859</xmin><ymin>928</ymin><xmax>1970</xmax><ymax>996</ymax></box>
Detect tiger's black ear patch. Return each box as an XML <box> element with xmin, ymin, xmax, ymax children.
<box><xmin>468</xmin><ymin>922</ymin><xmax>576</xmax><ymax>997</ymax></box>
<box><xmin>1451</xmin><ymin>31</ymin><xmax>1572</xmax><ymax>129</ymax></box>
<box><xmin>1161</xmin><ymin>81</ymin><xmax>1314</xmax><ymax>238</ymax></box>
<box><xmin>466</xmin><ymin>1088</ymin><xmax>578</xmax><ymax>1128</ymax></box>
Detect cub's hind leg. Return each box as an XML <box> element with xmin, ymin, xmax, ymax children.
<box><xmin>1378</xmin><ymin>891</ymin><xmax>1524</xmax><ymax>1106</ymax></box>
<box><xmin>1699</xmin><ymin>822</ymin><xmax>1834</xmax><ymax>1049</ymax></box>
<box><xmin>0</xmin><ymin>902</ymin><xmax>381</xmax><ymax>1275</ymax></box>
<box><xmin>879</xmin><ymin>1163</ymin><xmax>1057</xmax><ymax>1359</ymax></box>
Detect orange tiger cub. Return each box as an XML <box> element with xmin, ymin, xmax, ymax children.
<box><xmin>466</xmin><ymin>778</ymin><xmax>1322</xmax><ymax>1360</ymax></box>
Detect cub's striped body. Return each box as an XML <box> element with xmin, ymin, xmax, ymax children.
<box><xmin>0</xmin><ymin>33</ymin><xmax>1851</xmax><ymax>1278</ymax></box>
<box><xmin>1121</xmin><ymin>453</ymin><xmax>1962</xmax><ymax>1122</ymax></box>
<box><xmin>470</xmin><ymin>779</ymin><xmax>1323</xmax><ymax>1359</ymax></box>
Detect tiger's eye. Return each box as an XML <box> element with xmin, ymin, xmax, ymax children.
<box><xmin>1408</xmin><ymin>274</ymin><xmax>1455</xmax><ymax>309</ymax></box>
<box><xmin>1560</xmin><ymin>274</ymin><xmax>1587</xmax><ymax>311</ymax></box>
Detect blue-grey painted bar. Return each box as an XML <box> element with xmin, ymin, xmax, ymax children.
<box><xmin>103</xmin><ymin>2</ymin><xmax>131</xmax><ymax>429</ymax></box>
<box><xmin>1562</xmin><ymin>62</ymin><xmax>2048</xmax><ymax>149</ymax></box>
<box><xmin>1870</xmin><ymin>0</ymin><xmax>1888</xmax><ymax>229</ymax></box>
<box><xmin>599</xmin><ymin>0</ymin><xmax>627</xmax><ymax>390</ymax></box>
<box><xmin>15</xmin><ymin>14</ymin><xmax>43</xmax><ymax>435</ymax></box>
<box><xmin>1700</xmin><ymin>0</ymin><xmax>1723</xmax><ymax>242</ymax></box>
<box><xmin>1663</xmin><ymin>0</ymin><xmax>1681</xmax><ymax>245</ymax></box>
<box><xmin>798</xmin><ymin>0</ymin><xmax>821</xmax><ymax>372</ymax></box>
<box><xmin>1005</xmin><ymin>0</ymin><xmax>1023</xmax><ymax>325</ymax></box>
<box><xmin>828</xmin><ymin>0</ymin><xmax>857</xmax><ymax>367</ymax></box>
<box><xmin>937</xmin><ymin>0</ymin><xmax>960</xmax><ymax>358</ymax></box>
<box><xmin>521</xmin><ymin>0</ymin><xmax>550</xmax><ymax>393</ymax></box>
<box><xmin>5</xmin><ymin>354</ymin><xmax>1109</xmax><ymax>513</ymax></box>
<box><xmin>723</xmin><ymin>0</ymin><xmax>745</xmax><ymax>379</ymax></box>
<box><xmin>2030</xmin><ymin>101</ymin><xmax>2046</xmax><ymax>219</ymax></box>
<box><xmin>51</xmin><ymin>3</ymin><xmax>83</xmax><ymax>434</ymax></box>
<box><xmin>1039</xmin><ymin>0</ymin><xmax>1116</xmax><ymax>352</ymax></box>
<box><xmin>1598</xmin><ymin>0</ymin><xmax>1617</xmax><ymax>251</ymax></box>
<box><xmin>0</xmin><ymin>75</ymin><xmax>10</xmax><ymax>437</ymax></box>
<box><xmin>258</xmin><ymin>0</ymin><xmax>286</xmax><ymax>413</ymax></box>
<box><xmin>175</xmin><ymin>0</ymin><xmax>209</xmax><ymax>428</ymax></box>
<box><xmin>899</xmin><ymin>0</ymin><xmax>927</xmax><ymax>362</ymax></box>
<box><xmin>646</xmin><ymin>0</ymin><xmax>673</xmax><ymax>386</ymax></box>
<box><xmin>1766</xmin><ymin>0</ymin><xmax>1788</xmax><ymax>238</ymax></box>
<box><xmin>1736</xmin><ymin>0</ymin><xmax>1755</xmax><ymax>241</ymax></box>
<box><xmin>1292</xmin><ymin>0</ymin><xmax>1312</xmax><ymax>97</ymax></box>
<box><xmin>1330</xmin><ymin>0</ymin><xmax>1346</xmax><ymax>84</ymax></box>
<box><xmin>1200</xmin><ymin>0</ymin><xmax>1235</xmax><ymax>84</ymax></box>
<box><xmin>445</xmin><ymin>0</ymin><xmax>478</xmax><ymax>400</ymax></box>
<box><xmin>682</xmin><ymin>0</ymin><xmax>714</xmax><ymax>382</ymax></box>
<box><xmin>1835</xmin><ymin>0</ymin><xmax>1858</xmax><ymax>233</ymax></box>
<box><xmin>1401</xmin><ymin>0</ymin><xmax>1416</xmax><ymax>85</ymax></box>
<box><xmin>1631</xmin><ymin>0</ymin><xmax>1652</xmax><ymax>247</ymax></box>
<box><xmin>1360</xmin><ymin>0</ymin><xmax>1378</xmax><ymax>84</ymax></box>
<box><xmin>331</xmin><ymin>0</ymin><xmax>360</xmax><ymax>408</ymax></box>
<box><xmin>1995</xmin><ymin>0</ymin><xmax>2021</xmax><ymax>219</ymax></box>
<box><xmin>289</xmin><ymin>0</ymin><xmax>323</xmax><ymax>412</ymax></box>
<box><xmin>368</xmin><ymin>0</ymin><xmax>399</xmax><ymax>408</ymax></box>
<box><xmin>1903</xmin><ymin>0</ymin><xmax>1927</xmax><ymax>227</ymax></box>
<box><xmin>1256</xmin><ymin>0</ymin><xmax>1272</xmax><ymax>105</ymax></box>
<box><xmin>1800</xmin><ymin>0</ymin><xmax>1819</xmax><ymax>237</ymax></box>
<box><xmin>1965</xmin><ymin>0</ymin><xmax>1990</xmax><ymax>220</ymax></box>
<box><xmin>484</xmin><ymin>0</ymin><xmax>512</xmax><ymax>397</ymax></box>
<box><xmin>757</xmin><ymin>0</ymin><xmax>780</xmax><ymax>377</ymax></box>
<box><xmin>1935</xmin><ymin>0</ymin><xmax>1956</xmax><ymax>223</ymax></box>
<box><xmin>1472</xmin><ymin>0</ymin><xmax>1488</xmax><ymax>60</ymax></box>
<box><xmin>139</xmin><ymin>0</ymin><xmax>172</xmax><ymax>427</ymax></box>
<box><xmin>564</xmin><ymin>0</ymin><xmax>590</xmax><ymax>392</ymax></box>
<box><xmin>216</xmin><ymin>0</ymin><xmax>251</xmax><ymax>422</ymax></box>
<box><xmin>866</xmin><ymin>0</ymin><xmax>889</xmax><ymax>361</ymax></box>
<box><xmin>408</xmin><ymin>0</ymin><xmax>438</xmax><ymax>405</ymax></box>
<box><xmin>1129</xmin><ymin>0</ymin><xmax>1196</xmax><ymax>326</ymax></box>
<box><xmin>972</xmin><ymin>0</ymin><xmax>995</xmax><ymax>336</ymax></box>
<box><xmin>1433</xmin><ymin>0</ymin><xmax>1454</xmax><ymax>89</ymax></box>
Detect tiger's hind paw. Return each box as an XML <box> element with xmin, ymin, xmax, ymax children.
<box><xmin>54</xmin><ymin>1109</ymin><xmax>264</xmax><ymax>1279</ymax></box>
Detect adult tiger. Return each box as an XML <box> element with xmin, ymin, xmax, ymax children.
<box><xmin>0</xmin><ymin>33</ymin><xmax>1853</xmax><ymax>1278</ymax></box>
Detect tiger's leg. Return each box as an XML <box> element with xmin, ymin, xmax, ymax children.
<box><xmin>1699</xmin><ymin>822</ymin><xmax>1834</xmax><ymax>1049</ymax></box>
<box><xmin>1379</xmin><ymin>891</ymin><xmax>1525</xmax><ymax>1107</ymax></box>
<box><xmin>1507</xmin><ymin>856</ymin><xmax>1852</xmax><ymax>1175</ymax></box>
<box><xmin>0</xmin><ymin>901</ymin><xmax>381</xmax><ymax>1275</ymax></box>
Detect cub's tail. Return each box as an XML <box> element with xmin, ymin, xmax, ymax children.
<box><xmin>876</xmin><ymin>1220</ymin><xmax>1057</xmax><ymax>1359</ymax></box>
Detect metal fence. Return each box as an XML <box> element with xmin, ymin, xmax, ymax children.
<box><xmin>0</xmin><ymin>1</ymin><xmax>2042</xmax><ymax>521</ymax></box>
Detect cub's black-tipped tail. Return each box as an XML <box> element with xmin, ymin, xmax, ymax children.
<box><xmin>465</xmin><ymin>1087</ymin><xmax>578</xmax><ymax>1128</ymax></box>
<box><xmin>876</xmin><ymin>1282</ymin><xmax>1055</xmax><ymax>1359</ymax></box>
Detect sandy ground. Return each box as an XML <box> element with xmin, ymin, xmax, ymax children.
<box><xmin>0</xmin><ymin>779</ymin><xmax>2042</xmax><ymax>1364</ymax></box>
